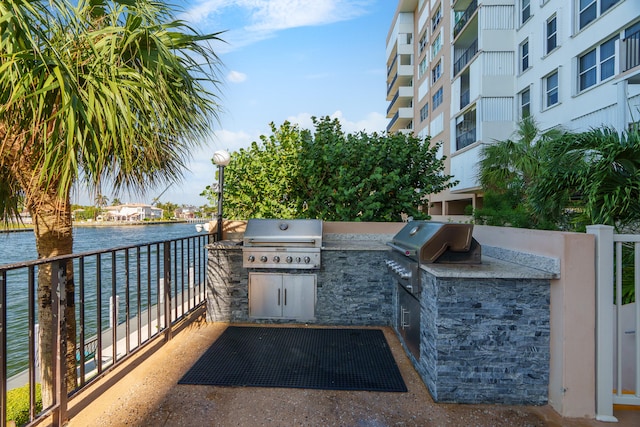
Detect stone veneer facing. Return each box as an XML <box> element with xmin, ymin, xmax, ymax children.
<box><xmin>413</xmin><ymin>273</ymin><xmax>550</xmax><ymax>405</ymax></box>
<box><xmin>206</xmin><ymin>245</ymin><xmax>393</xmax><ymax>326</ymax></box>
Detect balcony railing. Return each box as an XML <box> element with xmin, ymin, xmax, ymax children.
<box><xmin>387</xmin><ymin>73</ymin><xmax>398</xmax><ymax>96</ymax></box>
<box><xmin>454</xmin><ymin>39</ymin><xmax>479</xmax><ymax>76</ymax></box>
<box><xmin>460</xmin><ymin>89</ymin><xmax>470</xmax><ymax>109</ymax></box>
<box><xmin>387</xmin><ymin>111</ymin><xmax>399</xmax><ymax>132</ymax></box>
<box><xmin>456</xmin><ymin>126</ymin><xmax>477</xmax><ymax>150</ymax></box>
<box><xmin>387</xmin><ymin>55</ymin><xmax>397</xmax><ymax>77</ymax></box>
<box><xmin>622</xmin><ymin>29</ymin><xmax>640</xmax><ymax>72</ymax></box>
<box><xmin>387</xmin><ymin>91</ymin><xmax>399</xmax><ymax>115</ymax></box>
<box><xmin>453</xmin><ymin>0</ymin><xmax>478</xmax><ymax>38</ymax></box>
<box><xmin>0</xmin><ymin>233</ymin><xmax>210</xmax><ymax>426</ymax></box>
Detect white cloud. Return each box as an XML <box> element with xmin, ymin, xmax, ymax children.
<box><xmin>182</xmin><ymin>0</ymin><xmax>374</xmax><ymax>53</ymax></box>
<box><xmin>227</xmin><ymin>70</ymin><xmax>247</xmax><ymax>83</ymax></box>
<box><xmin>212</xmin><ymin>128</ymin><xmax>257</xmax><ymax>153</ymax></box>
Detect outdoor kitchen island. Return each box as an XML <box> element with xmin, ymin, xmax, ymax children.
<box><xmin>205</xmin><ymin>221</ymin><xmax>557</xmax><ymax>407</ymax></box>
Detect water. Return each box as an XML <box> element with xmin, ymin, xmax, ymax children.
<box><xmin>0</xmin><ymin>222</ymin><xmax>203</xmax><ymax>264</ymax></box>
<box><xmin>0</xmin><ymin>222</ymin><xmax>207</xmax><ymax>377</ymax></box>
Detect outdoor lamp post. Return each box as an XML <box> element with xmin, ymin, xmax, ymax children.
<box><xmin>213</xmin><ymin>150</ymin><xmax>230</xmax><ymax>241</ymax></box>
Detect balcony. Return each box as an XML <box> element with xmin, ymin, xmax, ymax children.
<box><xmin>453</xmin><ymin>0</ymin><xmax>478</xmax><ymax>39</ymax></box>
<box><xmin>453</xmin><ymin>39</ymin><xmax>478</xmax><ymax>76</ymax></box>
<box><xmin>460</xmin><ymin>89</ymin><xmax>470</xmax><ymax>109</ymax></box>
<box><xmin>456</xmin><ymin>126</ymin><xmax>477</xmax><ymax>150</ymax></box>
<box><xmin>387</xmin><ymin>85</ymin><xmax>413</xmax><ymax>116</ymax></box>
<box><xmin>621</xmin><ymin>29</ymin><xmax>640</xmax><ymax>74</ymax></box>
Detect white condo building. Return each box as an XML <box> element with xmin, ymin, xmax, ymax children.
<box><xmin>386</xmin><ymin>0</ymin><xmax>640</xmax><ymax>219</ymax></box>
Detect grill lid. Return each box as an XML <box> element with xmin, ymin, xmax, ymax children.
<box><xmin>388</xmin><ymin>221</ymin><xmax>478</xmax><ymax>263</ymax></box>
<box><xmin>243</xmin><ymin>219</ymin><xmax>323</xmax><ymax>248</ymax></box>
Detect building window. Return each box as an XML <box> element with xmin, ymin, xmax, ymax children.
<box><xmin>578</xmin><ymin>35</ymin><xmax>617</xmax><ymax>91</ymax></box>
<box><xmin>431</xmin><ymin>60</ymin><xmax>442</xmax><ymax>84</ymax></box>
<box><xmin>579</xmin><ymin>49</ymin><xmax>597</xmax><ymax>91</ymax></box>
<box><xmin>432</xmin><ymin>87</ymin><xmax>443</xmax><ymax>110</ymax></box>
<box><xmin>432</xmin><ymin>4</ymin><xmax>442</xmax><ymax>33</ymax></box>
<box><xmin>419</xmin><ymin>57</ymin><xmax>427</xmax><ymax>80</ymax></box>
<box><xmin>520</xmin><ymin>39</ymin><xmax>530</xmax><ymax>72</ymax></box>
<box><xmin>546</xmin><ymin>16</ymin><xmax>557</xmax><ymax>54</ymax></box>
<box><xmin>420</xmin><ymin>103</ymin><xmax>429</xmax><ymax>122</ymax></box>
<box><xmin>418</xmin><ymin>31</ymin><xmax>427</xmax><ymax>56</ymax></box>
<box><xmin>456</xmin><ymin>109</ymin><xmax>477</xmax><ymax>151</ymax></box>
<box><xmin>545</xmin><ymin>70</ymin><xmax>559</xmax><ymax>108</ymax></box>
<box><xmin>431</xmin><ymin>32</ymin><xmax>442</xmax><ymax>59</ymax></box>
<box><xmin>520</xmin><ymin>88</ymin><xmax>531</xmax><ymax>118</ymax></box>
<box><xmin>600</xmin><ymin>36</ymin><xmax>616</xmax><ymax>80</ymax></box>
<box><xmin>579</xmin><ymin>0</ymin><xmax>620</xmax><ymax>30</ymax></box>
<box><xmin>521</xmin><ymin>0</ymin><xmax>531</xmax><ymax>24</ymax></box>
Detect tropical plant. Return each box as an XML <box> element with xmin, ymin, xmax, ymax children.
<box><xmin>221</xmin><ymin>121</ymin><xmax>304</xmax><ymax>219</ymax></box>
<box><xmin>297</xmin><ymin>117</ymin><xmax>454</xmax><ymax>221</ymax></box>
<box><xmin>212</xmin><ymin>117</ymin><xmax>455</xmax><ymax>221</ymax></box>
<box><xmin>530</xmin><ymin>127</ymin><xmax>640</xmax><ymax>231</ymax></box>
<box><xmin>0</xmin><ymin>0</ymin><xmax>224</xmax><ymax>405</ymax></box>
<box><xmin>475</xmin><ymin>116</ymin><xmax>564</xmax><ymax>229</ymax></box>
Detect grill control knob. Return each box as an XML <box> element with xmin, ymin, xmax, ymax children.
<box><xmin>260</xmin><ymin>256</ymin><xmax>268</xmax><ymax>263</ymax></box>
<box><xmin>286</xmin><ymin>256</ymin><xmax>293</xmax><ymax>263</ymax></box>
<box><xmin>273</xmin><ymin>256</ymin><xmax>280</xmax><ymax>263</ymax></box>
<box><xmin>295</xmin><ymin>257</ymin><xmax>301</xmax><ymax>263</ymax></box>
<box><xmin>303</xmin><ymin>256</ymin><xmax>311</xmax><ymax>264</ymax></box>
<box><xmin>247</xmin><ymin>255</ymin><xmax>255</xmax><ymax>263</ymax></box>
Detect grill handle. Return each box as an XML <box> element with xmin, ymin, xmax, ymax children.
<box><xmin>246</xmin><ymin>238</ymin><xmax>317</xmax><ymax>245</ymax></box>
<box><xmin>386</xmin><ymin>242</ymin><xmax>416</xmax><ymax>257</ymax></box>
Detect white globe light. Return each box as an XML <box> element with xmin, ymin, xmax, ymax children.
<box><xmin>213</xmin><ymin>150</ymin><xmax>231</xmax><ymax>166</ymax></box>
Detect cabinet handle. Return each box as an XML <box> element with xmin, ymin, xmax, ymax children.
<box><xmin>278</xmin><ymin>288</ymin><xmax>281</xmax><ymax>306</ymax></box>
<box><xmin>401</xmin><ymin>307</ymin><xmax>410</xmax><ymax>329</ymax></box>
<box><xmin>284</xmin><ymin>288</ymin><xmax>287</xmax><ymax>305</ymax></box>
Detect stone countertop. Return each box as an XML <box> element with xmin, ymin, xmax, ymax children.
<box><xmin>421</xmin><ymin>256</ymin><xmax>557</xmax><ymax>280</ymax></box>
<box><xmin>321</xmin><ymin>234</ymin><xmax>393</xmax><ymax>251</ymax></box>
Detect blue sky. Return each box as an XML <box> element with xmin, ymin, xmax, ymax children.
<box><xmin>130</xmin><ymin>0</ymin><xmax>396</xmax><ymax>207</ymax></box>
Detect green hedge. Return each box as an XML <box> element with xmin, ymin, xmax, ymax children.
<box><xmin>6</xmin><ymin>384</ymin><xmax>41</xmax><ymax>426</ymax></box>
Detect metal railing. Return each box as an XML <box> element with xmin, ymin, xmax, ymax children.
<box><xmin>454</xmin><ymin>39</ymin><xmax>479</xmax><ymax>76</ymax></box>
<box><xmin>453</xmin><ymin>0</ymin><xmax>478</xmax><ymax>39</ymax></box>
<box><xmin>456</xmin><ymin>126</ymin><xmax>477</xmax><ymax>150</ymax></box>
<box><xmin>622</xmin><ymin>29</ymin><xmax>640</xmax><ymax>73</ymax></box>
<box><xmin>0</xmin><ymin>233</ymin><xmax>211</xmax><ymax>426</ymax></box>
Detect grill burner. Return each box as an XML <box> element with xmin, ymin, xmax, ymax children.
<box><xmin>242</xmin><ymin>219</ymin><xmax>322</xmax><ymax>269</ymax></box>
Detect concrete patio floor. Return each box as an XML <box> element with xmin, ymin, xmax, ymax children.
<box><xmin>51</xmin><ymin>309</ymin><xmax>640</xmax><ymax>427</ymax></box>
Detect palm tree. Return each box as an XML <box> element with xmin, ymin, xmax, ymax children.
<box><xmin>476</xmin><ymin>116</ymin><xmax>564</xmax><ymax>228</ymax></box>
<box><xmin>0</xmin><ymin>0</ymin><xmax>224</xmax><ymax>404</ymax></box>
<box><xmin>95</xmin><ymin>194</ymin><xmax>109</xmax><ymax>208</ymax></box>
<box><xmin>531</xmin><ymin>127</ymin><xmax>640</xmax><ymax>231</ymax></box>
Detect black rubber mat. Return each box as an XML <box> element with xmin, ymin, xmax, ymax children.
<box><xmin>179</xmin><ymin>326</ymin><xmax>407</xmax><ymax>392</ymax></box>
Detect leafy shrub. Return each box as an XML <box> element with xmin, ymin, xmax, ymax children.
<box><xmin>6</xmin><ymin>383</ymin><xmax>41</xmax><ymax>426</ymax></box>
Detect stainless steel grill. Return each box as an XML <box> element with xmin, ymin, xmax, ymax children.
<box><xmin>386</xmin><ymin>221</ymin><xmax>481</xmax><ymax>296</ymax></box>
<box><xmin>242</xmin><ymin>219</ymin><xmax>322</xmax><ymax>269</ymax></box>
<box><xmin>387</xmin><ymin>221</ymin><xmax>481</xmax><ymax>361</ymax></box>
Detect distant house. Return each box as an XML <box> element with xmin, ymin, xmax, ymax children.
<box><xmin>174</xmin><ymin>206</ymin><xmax>198</xmax><ymax>219</ymax></box>
<box><xmin>104</xmin><ymin>203</ymin><xmax>163</xmax><ymax>221</ymax></box>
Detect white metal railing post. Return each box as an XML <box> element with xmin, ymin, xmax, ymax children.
<box><xmin>587</xmin><ymin>225</ymin><xmax>618</xmax><ymax>422</ymax></box>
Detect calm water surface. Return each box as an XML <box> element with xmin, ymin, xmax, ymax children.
<box><xmin>0</xmin><ymin>222</ymin><xmax>202</xmax><ymax>264</ymax></box>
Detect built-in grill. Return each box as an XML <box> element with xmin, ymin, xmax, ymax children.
<box><xmin>386</xmin><ymin>220</ymin><xmax>481</xmax><ymax>361</ymax></box>
<box><xmin>242</xmin><ymin>219</ymin><xmax>322</xmax><ymax>269</ymax></box>
<box><xmin>386</xmin><ymin>221</ymin><xmax>481</xmax><ymax>296</ymax></box>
